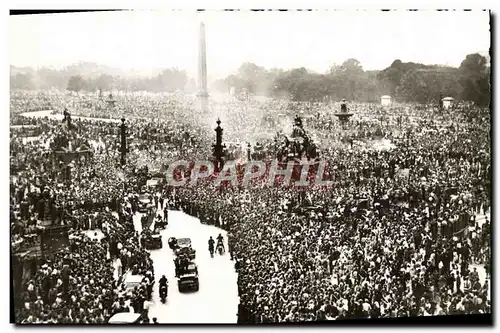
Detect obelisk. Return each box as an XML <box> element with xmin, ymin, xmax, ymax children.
<box><xmin>197</xmin><ymin>22</ymin><xmax>209</xmax><ymax>112</ymax></box>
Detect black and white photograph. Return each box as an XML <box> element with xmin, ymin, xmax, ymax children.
<box><xmin>8</xmin><ymin>8</ymin><xmax>492</xmax><ymax>325</ymax></box>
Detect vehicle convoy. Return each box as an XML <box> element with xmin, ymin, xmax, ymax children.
<box><xmin>177</xmin><ymin>262</ymin><xmax>199</xmax><ymax>292</ymax></box>
<box><xmin>168</xmin><ymin>237</ymin><xmax>196</xmax><ymax>259</ymax></box>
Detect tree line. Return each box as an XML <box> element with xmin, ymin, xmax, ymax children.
<box><xmin>212</xmin><ymin>53</ymin><xmax>490</xmax><ymax>106</ymax></box>
<box><xmin>10</xmin><ymin>53</ymin><xmax>490</xmax><ymax>106</ymax></box>
<box><xmin>10</xmin><ymin>62</ymin><xmax>196</xmax><ymax>94</ymax></box>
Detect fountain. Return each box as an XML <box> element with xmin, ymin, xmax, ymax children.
<box><xmin>334</xmin><ymin>99</ymin><xmax>354</xmax><ymax>129</ymax></box>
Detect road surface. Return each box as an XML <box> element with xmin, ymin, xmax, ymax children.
<box><xmin>134</xmin><ymin>208</ymin><xmax>239</xmax><ymax>324</ymax></box>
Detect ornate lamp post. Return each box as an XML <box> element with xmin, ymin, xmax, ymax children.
<box><xmin>54</xmin><ymin>110</ymin><xmax>91</xmax><ymax>185</ymax></box>
<box><xmin>120</xmin><ymin>118</ymin><xmax>127</xmax><ymax>167</ymax></box>
<box><xmin>212</xmin><ymin>119</ymin><xmax>226</xmax><ymax>173</ymax></box>
<box><xmin>247</xmin><ymin>142</ymin><xmax>251</xmax><ymax>161</ymax></box>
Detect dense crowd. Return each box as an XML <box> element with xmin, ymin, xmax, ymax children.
<box><xmin>10</xmin><ymin>90</ymin><xmax>491</xmax><ymax>323</ymax></box>
<box><xmin>11</xmin><ymin>104</ymin><xmax>158</xmax><ymax>322</ymax></box>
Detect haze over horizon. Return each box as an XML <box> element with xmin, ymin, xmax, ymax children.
<box><xmin>10</xmin><ymin>10</ymin><xmax>490</xmax><ymax>81</ymax></box>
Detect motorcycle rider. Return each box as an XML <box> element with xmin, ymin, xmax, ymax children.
<box><xmin>159</xmin><ymin>275</ymin><xmax>168</xmax><ymax>298</ymax></box>
<box><xmin>159</xmin><ymin>275</ymin><xmax>168</xmax><ymax>287</ymax></box>
<box><xmin>216</xmin><ymin>233</ymin><xmax>225</xmax><ymax>252</ymax></box>
<box><xmin>208</xmin><ymin>236</ymin><xmax>215</xmax><ymax>254</ymax></box>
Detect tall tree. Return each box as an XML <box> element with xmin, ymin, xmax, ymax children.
<box><xmin>156</xmin><ymin>68</ymin><xmax>188</xmax><ymax>92</ymax></box>
<box><xmin>377</xmin><ymin>60</ymin><xmax>405</xmax><ymax>96</ymax></box>
<box><xmin>340</xmin><ymin>58</ymin><xmax>364</xmax><ymax>74</ymax></box>
<box><xmin>396</xmin><ymin>70</ymin><xmax>428</xmax><ymax>103</ymax></box>
<box><xmin>94</xmin><ymin>74</ymin><xmax>114</xmax><ymax>91</ymax></box>
<box><xmin>66</xmin><ymin>75</ymin><xmax>86</xmax><ymax>92</ymax></box>
<box><xmin>10</xmin><ymin>73</ymin><xmax>35</xmax><ymax>90</ymax></box>
<box><xmin>458</xmin><ymin>53</ymin><xmax>490</xmax><ymax>106</ymax></box>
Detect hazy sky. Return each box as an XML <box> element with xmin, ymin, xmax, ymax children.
<box><xmin>10</xmin><ymin>10</ymin><xmax>490</xmax><ymax>79</ymax></box>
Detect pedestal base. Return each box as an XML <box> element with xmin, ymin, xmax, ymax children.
<box><xmin>196</xmin><ymin>92</ymin><xmax>210</xmax><ymax>112</ymax></box>
<box><xmin>334</xmin><ymin>113</ymin><xmax>354</xmax><ymax>129</ymax></box>
<box><xmin>334</xmin><ymin>113</ymin><xmax>354</xmax><ymax>121</ymax></box>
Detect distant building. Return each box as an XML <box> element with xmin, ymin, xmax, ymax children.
<box><xmin>442</xmin><ymin>97</ymin><xmax>454</xmax><ymax>110</ymax></box>
<box><xmin>380</xmin><ymin>95</ymin><xmax>392</xmax><ymax>106</ymax></box>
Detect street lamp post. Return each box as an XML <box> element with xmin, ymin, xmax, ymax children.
<box><xmin>247</xmin><ymin>143</ymin><xmax>251</xmax><ymax>161</ymax></box>
<box><xmin>120</xmin><ymin>118</ymin><xmax>127</xmax><ymax>167</ymax></box>
<box><xmin>212</xmin><ymin>119</ymin><xmax>226</xmax><ymax>173</ymax></box>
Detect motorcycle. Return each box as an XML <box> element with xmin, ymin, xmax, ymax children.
<box><xmin>217</xmin><ymin>243</ymin><xmax>225</xmax><ymax>255</ymax></box>
<box><xmin>159</xmin><ymin>284</ymin><xmax>168</xmax><ymax>303</ymax></box>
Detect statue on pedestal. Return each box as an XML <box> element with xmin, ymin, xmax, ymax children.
<box><xmin>340</xmin><ymin>99</ymin><xmax>348</xmax><ymax>113</ymax></box>
<box><xmin>107</xmin><ymin>93</ymin><xmax>116</xmax><ymax>108</ymax></box>
<box><xmin>277</xmin><ymin>115</ymin><xmax>318</xmax><ymax>161</ymax></box>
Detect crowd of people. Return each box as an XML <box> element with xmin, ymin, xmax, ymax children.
<box><xmin>12</xmin><ymin>185</ymin><xmax>156</xmax><ymax>323</ymax></box>
<box><xmin>10</xmin><ymin>97</ymin><xmax>159</xmax><ymax>322</ymax></box>
<box><xmin>10</xmin><ymin>89</ymin><xmax>491</xmax><ymax>323</ymax></box>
